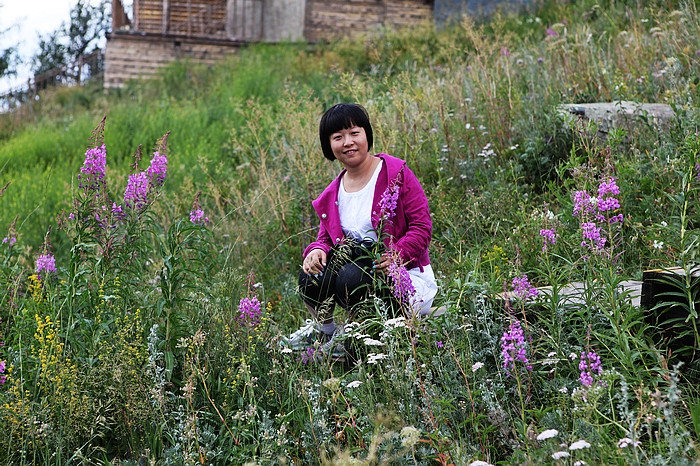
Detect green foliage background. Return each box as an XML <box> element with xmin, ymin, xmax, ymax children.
<box><xmin>1</xmin><ymin>0</ymin><xmax>700</xmax><ymax>464</ymax></box>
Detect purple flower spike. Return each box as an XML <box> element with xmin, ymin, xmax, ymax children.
<box><xmin>501</xmin><ymin>320</ymin><xmax>532</xmax><ymax>374</ymax></box>
<box><xmin>301</xmin><ymin>347</ymin><xmax>317</xmax><ymax>364</ymax></box>
<box><xmin>36</xmin><ymin>253</ymin><xmax>56</xmax><ymax>279</ymax></box>
<box><xmin>146</xmin><ymin>151</ymin><xmax>168</xmax><ymax>187</ymax></box>
<box><xmin>579</xmin><ymin>351</ymin><xmax>602</xmax><ymax>387</ymax></box>
<box><xmin>573</xmin><ymin>190</ymin><xmax>595</xmax><ymax>217</ymax></box>
<box><xmin>190</xmin><ymin>209</ymin><xmax>209</xmax><ymax>225</ymax></box>
<box><xmin>189</xmin><ymin>192</ymin><xmax>209</xmax><ymax>225</ymax></box>
<box><xmin>597</xmin><ymin>178</ymin><xmax>620</xmax><ymax>197</ymax></box>
<box><xmin>78</xmin><ymin>144</ymin><xmax>107</xmax><ymax>191</ymax></box>
<box><xmin>387</xmin><ymin>259</ymin><xmax>415</xmax><ymax>303</ymax></box>
<box><xmin>511</xmin><ymin>274</ymin><xmax>538</xmax><ymax>300</ymax></box>
<box><xmin>378</xmin><ymin>183</ymin><xmax>400</xmax><ymax>223</ymax></box>
<box><xmin>539</xmin><ymin>228</ymin><xmax>557</xmax><ymax>252</ymax></box>
<box><xmin>236</xmin><ymin>296</ymin><xmax>262</xmax><ymax>327</ymax></box>
<box><xmin>581</xmin><ymin>222</ymin><xmax>606</xmax><ymax>250</ymax></box>
<box><xmin>124</xmin><ymin>172</ymin><xmax>149</xmax><ymax>209</ymax></box>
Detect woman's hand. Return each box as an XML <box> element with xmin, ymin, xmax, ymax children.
<box><xmin>374</xmin><ymin>252</ymin><xmax>395</xmax><ymax>271</ymax></box>
<box><xmin>303</xmin><ymin>249</ymin><xmax>327</xmax><ymax>275</ymax></box>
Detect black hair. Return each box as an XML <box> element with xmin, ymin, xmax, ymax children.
<box><xmin>319</xmin><ymin>103</ymin><xmax>374</xmax><ymax>161</ymax></box>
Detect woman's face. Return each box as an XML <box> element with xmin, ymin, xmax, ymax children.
<box><xmin>329</xmin><ymin>126</ymin><xmax>370</xmax><ymax>168</ymax></box>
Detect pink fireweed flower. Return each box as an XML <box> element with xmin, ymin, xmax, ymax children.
<box><xmin>579</xmin><ymin>351</ymin><xmax>602</xmax><ymax>387</ymax></box>
<box><xmin>236</xmin><ymin>296</ymin><xmax>262</xmax><ymax>327</ymax></box>
<box><xmin>597</xmin><ymin>177</ymin><xmax>620</xmax><ymax>197</ymax></box>
<box><xmin>573</xmin><ymin>190</ymin><xmax>596</xmax><ymax>217</ymax></box>
<box><xmin>0</xmin><ymin>360</ymin><xmax>6</xmax><ymax>384</ymax></box>
<box><xmin>300</xmin><ymin>346</ymin><xmax>317</xmax><ymax>364</ymax></box>
<box><xmin>587</xmin><ymin>177</ymin><xmax>623</xmax><ymax>223</ymax></box>
<box><xmin>511</xmin><ymin>274</ymin><xmax>539</xmax><ymax>300</ymax></box>
<box><xmin>597</xmin><ymin>196</ymin><xmax>620</xmax><ymax>212</ymax></box>
<box><xmin>374</xmin><ymin>169</ymin><xmax>403</xmax><ymax>227</ymax></box>
<box><xmin>377</xmin><ymin>183</ymin><xmax>400</xmax><ymax>223</ymax></box>
<box><xmin>189</xmin><ymin>192</ymin><xmax>209</xmax><ymax>225</ymax></box>
<box><xmin>146</xmin><ymin>151</ymin><xmax>168</xmax><ymax>187</ymax></box>
<box><xmin>36</xmin><ymin>253</ymin><xmax>56</xmax><ymax>278</ymax></box>
<box><xmin>573</xmin><ymin>177</ymin><xmax>623</xmax><ymax>258</ymax></box>
<box><xmin>190</xmin><ymin>209</ymin><xmax>209</xmax><ymax>225</ymax></box>
<box><xmin>581</xmin><ymin>222</ymin><xmax>606</xmax><ymax>251</ymax></box>
<box><xmin>609</xmin><ymin>213</ymin><xmax>624</xmax><ymax>224</ymax></box>
<box><xmin>501</xmin><ymin>320</ymin><xmax>532</xmax><ymax>374</ymax></box>
<box><xmin>78</xmin><ymin>144</ymin><xmax>107</xmax><ymax>191</ymax></box>
<box><xmin>539</xmin><ymin>228</ymin><xmax>557</xmax><ymax>252</ymax></box>
<box><xmin>596</xmin><ymin>178</ymin><xmax>621</xmax><ymax>218</ymax></box>
<box><xmin>124</xmin><ymin>172</ymin><xmax>149</xmax><ymax>209</ymax></box>
<box><xmin>387</xmin><ymin>259</ymin><xmax>415</xmax><ymax>303</ymax></box>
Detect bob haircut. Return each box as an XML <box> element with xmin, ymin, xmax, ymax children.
<box><xmin>319</xmin><ymin>103</ymin><xmax>374</xmax><ymax>161</ymax></box>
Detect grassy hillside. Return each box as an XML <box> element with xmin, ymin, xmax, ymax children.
<box><xmin>1</xmin><ymin>0</ymin><xmax>700</xmax><ymax>463</ymax></box>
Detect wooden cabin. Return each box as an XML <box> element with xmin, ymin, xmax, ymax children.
<box><xmin>104</xmin><ymin>0</ymin><xmax>434</xmax><ymax>89</ymax></box>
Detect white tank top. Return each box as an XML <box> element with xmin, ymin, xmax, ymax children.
<box><xmin>338</xmin><ymin>161</ymin><xmax>383</xmax><ymax>242</ymax></box>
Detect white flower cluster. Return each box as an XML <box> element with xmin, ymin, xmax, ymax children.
<box><xmin>367</xmin><ymin>353</ymin><xmax>387</xmax><ymax>364</ymax></box>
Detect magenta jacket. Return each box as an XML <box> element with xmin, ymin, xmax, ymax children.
<box><xmin>303</xmin><ymin>154</ymin><xmax>432</xmax><ymax>270</ymax></box>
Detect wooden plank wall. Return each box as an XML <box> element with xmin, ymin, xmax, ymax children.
<box><xmin>304</xmin><ymin>0</ymin><xmax>433</xmax><ymax>42</ymax></box>
<box><xmin>134</xmin><ymin>0</ymin><xmax>165</xmax><ymax>32</ymax></box>
<box><xmin>135</xmin><ymin>0</ymin><xmax>227</xmax><ymax>35</ymax></box>
<box><xmin>106</xmin><ymin>0</ymin><xmax>433</xmax><ymax>88</ymax></box>
<box><xmin>132</xmin><ymin>0</ymin><xmax>433</xmax><ymax>41</ymax></box>
<box><xmin>169</xmin><ymin>1</ymin><xmax>227</xmax><ymax>36</ymax></box>
<box><xmin>104</xmin><ymin>33</ymin><xmax>241</xmax><ymax>89</ymax></box>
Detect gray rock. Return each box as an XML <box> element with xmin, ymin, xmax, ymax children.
<box><xmin>559</xmin><ymin>101</ymin><xmax>676</xmax><ymax>138</ymax></box>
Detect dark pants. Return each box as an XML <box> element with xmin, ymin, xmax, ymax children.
<box><xmin>298</xmin><ymin>241</ymin><xmax>377</xmax><ymax>320</ymax></box>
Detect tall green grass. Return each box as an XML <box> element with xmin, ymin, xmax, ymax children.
<box><xmin>1</xmin><ymin>0</ymin><xmax>700</xmax><ymax>463</ymax></box>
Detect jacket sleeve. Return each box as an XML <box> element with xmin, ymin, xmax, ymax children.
<box><xmin>303</xmin><ymin>220</ymin><xmax>333</xmax><ymax>258</ymax></box>
<box><xmin>390</xmin><ymin>166</ymin><xmax>432</xmax><ymax>267</ymax></box>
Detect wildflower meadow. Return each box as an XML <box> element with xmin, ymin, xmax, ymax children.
<box><xmin>1</xmin><ymin>0</ymin><xmax>700</xmax><ymax>464</ymax></box>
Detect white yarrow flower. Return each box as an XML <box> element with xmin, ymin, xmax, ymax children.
<box><xmin>536</xmin><ymin>429</ymin><xmax>559</xmax><ymax>440</ymax></box>
<box><xmin>551</xmin><ymin>451</ymin><xmax>570</xmax><ymax>459</ymax></box>
<box><xmin>468</xmin><ymin>461</ymin><xmax>494</xmax><ymax>466</ymax></box>
<box><xmin>346</xmin><ymin>380</ymin><xmax>363</xmax><ymax>389</ymax></box>
<box><xmin>363</xmin><ymin>337</ymin><xmax>384</xmax><ymax>346</ymax></box>
<box><xmin>472</xmin><ymin>362</ymin><xmax>484</xmax><ymax>372</ymax></box>
<box><xmin>569</xmin><ymin>440</ymin><xmax>591</xmax><ymax>450</ymax></box>
<box><xmin>344</xmin><ymin>321</ymin><xmax>361</xmax><ymax>331</ymax></box>
<box><xmin>367</xmin><ymin>353</ymin><xmax>387</xmax><ymax>364</ymax></box>
<box><xmin>280</xmin><ymin>347</ymin><xmax>293</xmax><ymax>354</ymax></box>
<box><xmin>384</xmin><ymin>317</ymin><xmax>407</xmax><ymax>328</ymax></box>
<box><xmin>400</xmin><ymin>426</ymin><xmax>421</xmax><ymax>448</ymax></box>
<box><xmin>617</xmin><ymin>437</ymin><xmax>641</xmax><ymax>448</ymax></box>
